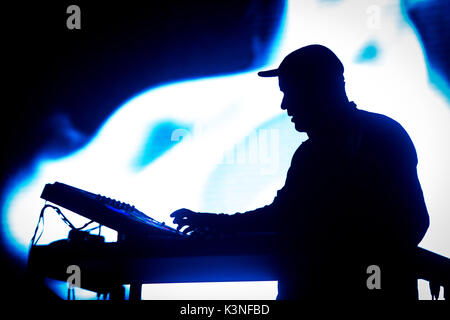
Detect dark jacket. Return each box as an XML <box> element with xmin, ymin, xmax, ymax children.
<box><xmin>219</xmin><ymin>104</ymin><xmax>429</xmax><ymax>300</ymax></box>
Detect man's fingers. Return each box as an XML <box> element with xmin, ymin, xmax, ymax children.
<box><xmin>175</xmin><ymin>221</ymin><xmax>190</xmax><ymax>232</ymax></box>
<box><xmin>182</xmin><ymin>225</ymin><xmax>197</xmax><ymax>235</ymax></box>
<box><xmin>170</xmin><ymin>210</ymin><xmax>183</xmax><ymax>218</ymax></box>
<box><xmin>172</xmin><ymin>214</ymin><xmax>198</xmax><ymax>226</ymax></box>
<box><xmin>176</xmin><ymin>224</ymin><xmax>185</xmax><ymax>232</ymax></box>
<box><xmin>172</xmin><ymin>215</ymin><xmax>188</xmax><ymax>225</ymax></box>
<box><xmin>170</xmin><ymin>208</ymin><xmax>192</xmax><ymax>218</ymax></box>
<box><xmin>171</xmin><ymin>209</ymin><xmax>199</xmax><ymax>228</ymax></box>
<box><xmin>171</xmin><ymin>209</ymin><xmax>209</xmax><ymax>233</ymax></box>
<box><xmin>177</xmin><ymin>224</ymin><xmax>197</xmax><ymax>234</ymax></box>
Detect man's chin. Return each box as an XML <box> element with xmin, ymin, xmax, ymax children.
<box><xmin>294</xmin><ymin>122</ymin><xmax>307</xmax><ymax>133</ymax></box>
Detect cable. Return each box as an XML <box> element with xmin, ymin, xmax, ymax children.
<box><xmin>75</xmin><ymin>220</ymin><xmax>96</xmax><ymax>231</ymax></box>
<box><xmin>82</xmin><ymin>224</ymin><xmax>101</xmax><ymax>233</ymax></box>
<box><xmin>30</xmin><ymin>202</ymin><xmax>99</xmax><ymax>246</ymax></box>
<box><xmin>30</xmin><ymin>204</ymin><xmax>48</xmax><ymax>246</ymax></box>
<box><xmin>30</xmin><ymin>203</ymin><xmax>103</xmax><ymax>301</ymax></box>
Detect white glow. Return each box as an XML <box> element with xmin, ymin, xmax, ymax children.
<box><xmin>44</xmin><ymin>280</ymin><xmax>278</xmax><ymax>300</ymax></box>
<box><xmin>141</xmin><ymin>281</ymin><xmax>278</xmax><ymax>300</ymax></box>
<box><xmin>2</xmin><ymin>0</ymin><xmax>449</xmax><ymax>300</ymax></box>
<box><xmin>417</xmin><ymin>280</ymin><xmax>445</xmax><ymax>300</ymax></box>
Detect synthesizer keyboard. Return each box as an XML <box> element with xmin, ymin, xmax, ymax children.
<box><xmin>41</xmin><ymin>182</ymin><xmax>185</xmax><ymax>238</ymax></box>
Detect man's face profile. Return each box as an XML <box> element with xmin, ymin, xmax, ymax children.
<box><xmin>279</xmin><ymin>76</ymin><xmax>324</xmax><ymax>133</ymax></box>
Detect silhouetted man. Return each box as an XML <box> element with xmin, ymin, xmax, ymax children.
<box><xmin>171</xmin><ymin>44</ymin><xmax>429</xmax><ymax>301</ymax></box>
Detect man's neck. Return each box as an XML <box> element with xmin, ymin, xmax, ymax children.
<box><xmin>307</xmin><ymin>101</ymin><xmax>357</xmax><ymax>143</ymax></box>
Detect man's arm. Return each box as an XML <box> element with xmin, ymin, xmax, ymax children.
<box><xmin>171</xmin><ymin>187</ymin><xmax>287</xmax><ymax>234</ymax></box>
<box><xmin>171</xmin><ymin>144</ymin><xmax>306</xmax><ymax>234</ymax></box>
<box><xmin>366</xmin><ymin>116</ymin><xmax>430</xmax><ymax>248</ymax></box>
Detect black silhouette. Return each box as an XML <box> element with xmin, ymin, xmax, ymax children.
<box><xmin>171</xmin><ymin>44</ymin><xmax>429</xmax><ymax>301</ymax></box>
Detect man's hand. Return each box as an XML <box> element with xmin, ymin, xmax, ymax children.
<box><xmin>170</xmin><ymin>208</ymin><xmax>218</xmax><ymax>235</ymax></box>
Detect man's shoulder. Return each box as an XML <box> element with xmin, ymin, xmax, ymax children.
<box><xmin>292</xmin><ymin>138</ymin><xmax>311</xmax><ymax>157</ymax></box>
<box><xmin>355</xmin><ymin>109</ymin><xmax>406</xmax><ymax>136</ymax></box>
<box><xmin>355</xmin><ymin>109</ymin><xmax>417</xmax><ymax>163</ymax></box>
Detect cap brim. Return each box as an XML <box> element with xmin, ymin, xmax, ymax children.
<box><xmin>257</xmin><ymin>69</ymin><xmax>279</xmax><ymax>77</ymax></box>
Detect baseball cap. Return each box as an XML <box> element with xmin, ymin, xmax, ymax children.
<box><xmin>258</xmin><ymin>44</ymin><xmax>344</xmax><ymax>82</ymax></box>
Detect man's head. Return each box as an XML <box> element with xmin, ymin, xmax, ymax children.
<box><xmin>259</xmin><ymin>44</ymin><xmax>350</xmax><ymax>134</ymax></box>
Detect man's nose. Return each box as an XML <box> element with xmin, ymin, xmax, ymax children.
<box><xmin>281</xmin><ymin>96</ymin><xmax>287</xmax><ymax>110</ymax></box>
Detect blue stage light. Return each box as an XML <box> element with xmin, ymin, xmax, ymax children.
<box><xmin>2</xmin><ymin>0</ymin><xmax>448</xmax><ymax>300</ymax></box>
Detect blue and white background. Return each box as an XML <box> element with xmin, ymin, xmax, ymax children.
<box><xmin>1</xmin><ymin>0</ymin><xmax>449</xmax><ymax>300</ymax></box>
